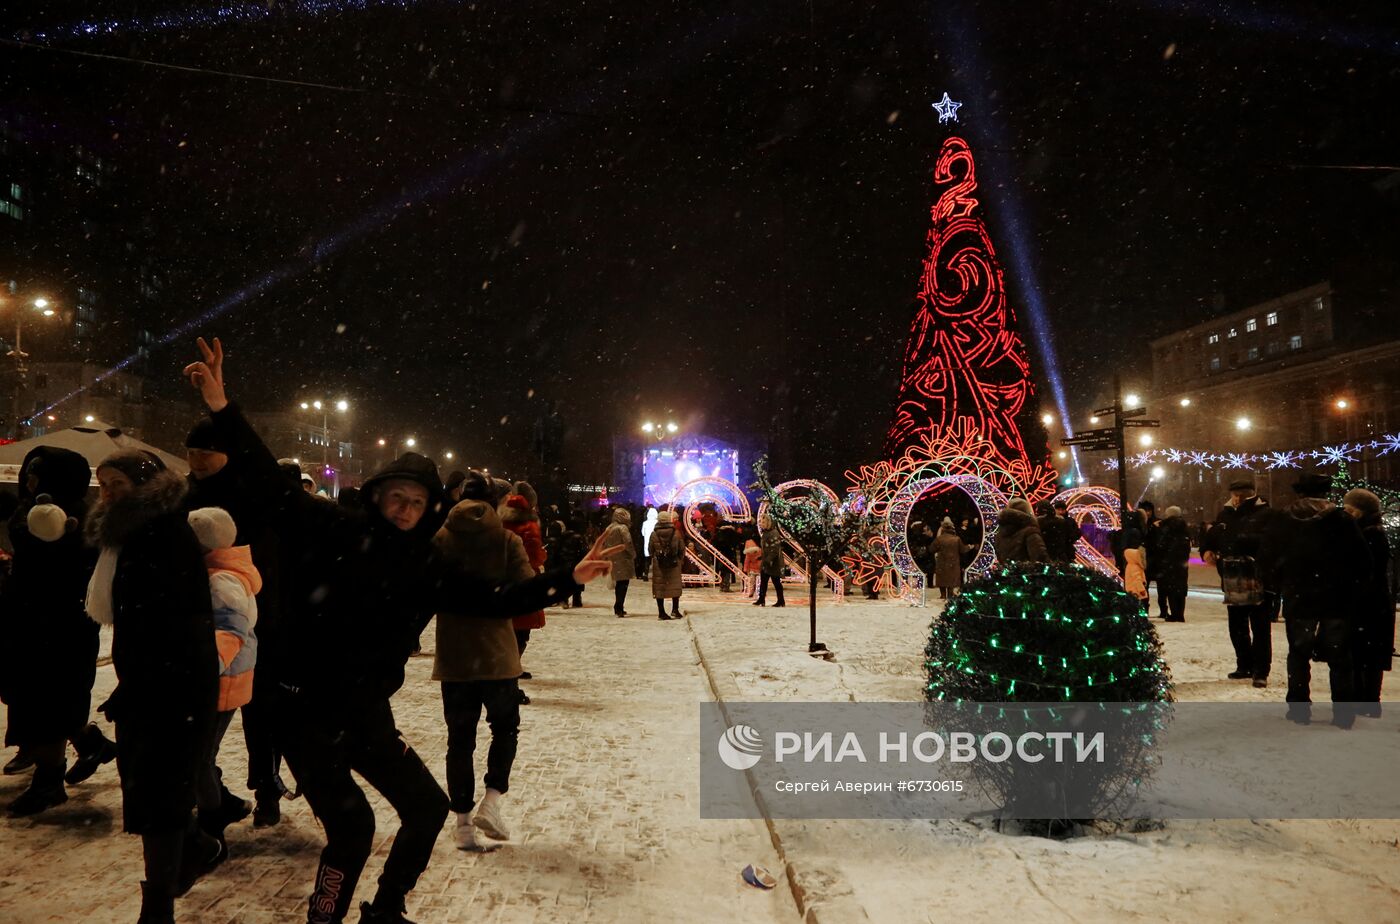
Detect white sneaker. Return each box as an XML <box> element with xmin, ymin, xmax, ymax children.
<box><xmin>454</xmin><ymin>812</ymin><xmax>498</xmax><ymax>852</ymax></box>
<box><xmin>473</xmin><ymin>789</ymin><xmax>511</xmax><ymax>841</ymax></box>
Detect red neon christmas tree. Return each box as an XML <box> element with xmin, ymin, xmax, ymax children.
<box><xmin>884</xmin><ymin>133</ymin><xmax>1052</xmax><ymax>488</ymax></box>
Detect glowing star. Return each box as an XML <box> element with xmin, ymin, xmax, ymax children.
<box><xmin>931</xmin><ymin>92</ymin><xmax>962</xmax><ymax>123</ymax></box>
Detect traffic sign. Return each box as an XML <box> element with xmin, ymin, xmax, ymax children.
<box><xmin>1067</xmin><ymin>442</ymin><xmax>1119</xmax><ymax>451</ymax></box>
<box><xmin>1121</xmin><ymin>407</ymin><xmax>1148</xmax><ymax>418</ymax></box>
<box><xmin>1122</xmin><ymin>418</ymin><xmax>1161</xmax><ymax>428</ymax></box>
<box><xmin>1092</xmin><ymin>406</ymin><xmax>1118</xmax><ymax>418</ymax></box>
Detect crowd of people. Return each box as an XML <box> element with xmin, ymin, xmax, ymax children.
<box><xmin>0</xmin><ymin>339</ymin><xmax>620</xmax><ymax>924</ymax></box>
<box><xmin>985</xmin><ymin>474</ymin><xmax>1394</xmax><ymax>726</ymax></box>
<box><xmin>0</xmin><ymin>338</ymin><xmax>1394</xmax><ymax>922</ymax></box>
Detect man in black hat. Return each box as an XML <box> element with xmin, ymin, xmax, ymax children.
<box><xmin>185</xmin><ymin>412</ymin><xmax>294</xmax><ymax>827</ymax></box>
<box><xmin>1201</xmin><ymin>477</ymin><xmax>1274</xmax><ymax>686</ymax></box>
<box><xmin>183</xmin><ymin>337</ymin><xmax>618</xmax><ymax>924</ymax></box>
<box><xmin>1260</xmin><ymin>472</ymin><xmax>1370</xmax><ymax>726</ymax></box>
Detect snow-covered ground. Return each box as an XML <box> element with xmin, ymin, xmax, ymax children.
<box><xmin>1</xmin><ymin>568</ymin><xmax>1396</xmax><ymax>923</ymax></box>
<box><xmin>688</xmin><ymin>572</ymin><xmax>1400</xmax><ymax>924</ymax></box>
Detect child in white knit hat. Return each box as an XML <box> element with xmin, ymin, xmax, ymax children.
<box><xmin>186</xmin><ymin>506</ymin><xmax>262</xmax><ymax>852</ymax></box>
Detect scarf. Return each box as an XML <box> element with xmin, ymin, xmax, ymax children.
<box><xmin>86</xmin><ymin>545</ymin><xmax>121</xmax><ymax>626</ymax></box>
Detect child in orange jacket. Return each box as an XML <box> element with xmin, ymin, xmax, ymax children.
<box><xmin>187</xmin><ymin>507</ymin><xmax>262</xmax><ymax>848</ymax></box>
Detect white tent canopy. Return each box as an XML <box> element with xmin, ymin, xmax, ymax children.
<box><xmin>0</xmin><ymin>421</ymin><xmax>189</xmax><ymax>485</ymax></box>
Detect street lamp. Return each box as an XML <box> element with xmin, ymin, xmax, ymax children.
<box><xmin>405</xmin><ymin>437</ymin><xmax>417</xmax><ymax>448</ymax></box>
<box><xmin>1151</xmin><ymin>466</ymin><xmax>1166</xmax><ymax>480</ymax></box>
<box><xmin>1125</xmin><ymin>393</ymin><xmax>1141</xmax><ymax>407</ymax></box>
<box><xmin>642</xmin><ymin>421</ymin><xmax>655</xmax><ymax>433</ymax></box>
<box><xmin>1235</xmin><ymin>417</ymin><xmax>1252</xmax><ymax>432</ymax></box>
<box><xmin>1041</xmin><ymin>413</ymin><xmax>1054</xmax><ymax>426</ymax></box>
<box><xmin>4</xmin><ymin>291</ymin><xmax>60</xmax><ymax>438</ymax></box>
<box><xmin>444</xmin><ymin>451</ymin><xmax>454</xmax><ymax>461</ymax></box>
<box><xmin>298</xmin><ymin>397</ymin><xmax>350</xmax><ymax>466</ymax></box>
<box><xmin>1139</xmin><ymin>433</ymin><xmax>1154</xmax><ymax>447</ymax></box>
<box><xmin>666</xmin><ymin>422</ymin><xmax>678</xmax><ymax>433</ymax></box>
<box><xmin>1179</xmin><ymin>398</ymin><xmax>1191</xmax><ymax>408</ymax></box>
<box><xmin>1335</xmin><ymin>399</ymin><xmax>1349</xmax><ymax>410</ymax></box>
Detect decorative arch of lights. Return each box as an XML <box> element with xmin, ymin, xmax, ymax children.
<box><xmin>757</xmin><ymin>479</ymin><xmax>846</xmax><ymax>603</ymax></box>
<box><xmin>885</xmin><ymin>473</ymin><xmax>1009</xmax><ymax>603</ymax></box>
<box><xmin>1051</xmin><ymin>485</ymin><xmax>1122</xmax><ymax>578</ymax></box>
<box><xmin>666</xmin><ymin>477</ymin><xmax>752</xmax><ymax>588</ymax></box>
<box><xmin>845</xmin><ymin>423</ymin><xmax>1056</xmax><ymax>602</ymax></box>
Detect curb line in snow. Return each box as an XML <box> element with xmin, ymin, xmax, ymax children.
<box><xmin>687</xmin><ymin>619</ymin><xmax>869</xmax><ymax>924</ymax></box>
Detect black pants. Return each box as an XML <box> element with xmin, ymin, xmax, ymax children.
<box><xmin>1227</xmin><ymin>604</ymin><xmax>1273</xmax><ymax>678</ymax></box>
<box><xmin>195</xmin><ymin>710</ymin><xmax>236</xmax><ymax>815</ymax></box>
<box><xmin>441</xmin><ymin>680</ymin><xmax>520</xmax><ymax>814</ymax></box>
<box><xmin>614</xmin><ymin>580</ymin><xmax>630</xmax><ymax>614</ymax></box>
<box><xmin>242</xmin><ymin>658</ymin><xmax>283</xmax><ymax>793</ymax></box>
<box><xmin>1354</xmin><ymin>667</ymin><xmax>1384</xmax><ymax>703</ymax></box>
<box><xmin>655</xmin><ymin>597</ymin><xmax>680</xmax><ymax>616</ymax></box>
<box><xmin>514</xmin><ymin>628</ymin><xmax>531</xmax><ymax>657</ymax></box>
<box><xmin>1147</xmin><ymin>578</ymin><xmax>1166</xmax><ymax>616</ymax></box>
<box><xmin>1284</xmin><ymin>617</ymin><xmax>1355</xmax><ymax>704</ymax></box>
<box><xmin>281</xmin><ymin>695</ymin><xmax>448</xmax><ymax>924</ymax></box>
<box><xmin>757</xmin><ymin>574</ymin><xmax>785</xmax><ymax>605</ymax></box>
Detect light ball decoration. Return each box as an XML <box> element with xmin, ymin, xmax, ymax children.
<box><xmin>924</xmin><ymin>563</ymin><xmax>1172</xmax><ymax>824</ymax></box>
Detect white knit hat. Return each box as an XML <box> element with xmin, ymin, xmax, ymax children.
<box><xmin>27</xmin><ymin>501</ymin><xmax>71</xmax><ymax>542</ymax></box>
<box><xmin>187</xmin><ymin>507</ymin><xmax>237</xmax><ymax>551</ymax></box>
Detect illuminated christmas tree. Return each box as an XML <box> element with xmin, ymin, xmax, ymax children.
<box><xmin>884</xmin><ymin>126</ymin><xmax>1052</xmax><ymax>485</ymax></box>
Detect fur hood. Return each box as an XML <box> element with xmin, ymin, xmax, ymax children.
<box><xmin>997</xmin><ymin>506</ymin><xmax>1038</xmax><ymax>533</ymax></box>
<box><xmin>611</xmin><ymin>507</ymin><xmax>632</xmax><ymax>526</ymax></box>
<box><xmin>85</xmin><ymin>468</ymin><xmax>189</xmax><ymax>548</ymax></box>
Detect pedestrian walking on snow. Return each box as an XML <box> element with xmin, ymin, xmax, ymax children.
<box><xmin>650</xmin><ymin>510</ymin><xmax>685</xmax><ymax>619</ymax></box>
<box><xmin>753</xmin><ymin>514</ymin><xmax>786</xmax><ymax>607</ymax></box>
<box><xmin>0</xmin><ymin>446</ymin><xmax>115</xmax><ymax>816</ymax></box>
<box><xmin>86</xmin><ymin>449</ymin><xmax>221</xmax><ymax>922</ymax></box>
<box><xmin>603</xmin><ymin>507</ymin><xmax>636</xmax><ymax>616</ymax></box>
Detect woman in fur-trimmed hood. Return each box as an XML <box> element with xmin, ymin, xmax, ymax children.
<box><xmin>86</xmin><ymin>449</ymin><xmax>219</xmax><ymax>921</ymax></box>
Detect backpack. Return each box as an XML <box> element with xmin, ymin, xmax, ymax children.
<box><xmin>652</xmin><ymin>527</ymin><xmax>680</xmax><ymax>568</ymax></box>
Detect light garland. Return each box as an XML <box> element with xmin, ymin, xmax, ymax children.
<box><xmin>1102</xmin><ymin>431</ymin><xmax>1400</xmax><ymax>471</ymax></box>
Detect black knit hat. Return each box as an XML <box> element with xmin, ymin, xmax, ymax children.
<box><xmin>444</xmin><ymin>470</ymin><xmax>468</xmax><ymax>492</ymax></box>
<box><xmin>185</xmin><ymin>418</ymin><xmax>231</xmax><ymax>454</ymax></box>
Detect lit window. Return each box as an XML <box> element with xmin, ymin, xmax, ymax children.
<box><xmin>1247</xmin><ymin>347</ymin><xmax>1259</xmax><ymax>361</ymax></box>
<box><xmin>1245</xmin><ymin>318</ymin><xmax>1257</xmax><ymax>332</ymax></box>
<box><xmin>1289</xmin><ymin>335</ymin><xmax>1303</xmax><ymax>350</ymax></box>
<box><xmin>8</xmin><ymin>182</ymin><xmax>20</xmax><ymax>201</ymax></box>
<box><xmin>1209</xmin><ymin>356</ymin><xmax>1221</xmax><ymax>371</ymax></box>
<box><xmin>1228</xmin><ymin>328</ymin><xmax>1238</xmax><ymax>339</ymax></box>
<box><xmin>0</xmin><ymin>200</ymin><xmax>22</xmax><ymax>220</ymax></box>
<box><xmin>1312</xmin><ymin>297</ymin><xmax>1324</xmax><ymax>312</ymax></box>
<box><xmin>1266</xmin><ymin>311</ymin><xmax>1278</xmax><ymax>326</ymax></box>
<box><xmin>1207</xmin><ymin>332</ymin><xmax>1219</xmax><ymax>345</ymax></box>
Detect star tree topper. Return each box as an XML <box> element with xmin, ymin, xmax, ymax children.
<box><xmin>932</xmin><ymin>91</ymin><xmax>962</xmax><ymax>123</ymax></box>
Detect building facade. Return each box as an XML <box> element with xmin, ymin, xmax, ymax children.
<box><xmin>1117</xmin><ymin>281</ymin><xmax>1400</xmax><ymax>522</ymax></box>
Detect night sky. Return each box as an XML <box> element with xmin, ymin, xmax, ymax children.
<box><xmin>3</xmin><ymin>0</ymin><xmax>1398</xmax><ymax>485</ymax></box>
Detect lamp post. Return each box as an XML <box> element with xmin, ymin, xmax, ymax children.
<box><xmin>4</xmin><ymin>287</ymin><xmax>59</xmax><ymax>439</ymax></box>
<box><xmin>299</xmin><ymin>398</ymin><xmax>350</xmax><ymax>467</ymax></box>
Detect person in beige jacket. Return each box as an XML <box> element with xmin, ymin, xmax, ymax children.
<box><xmin>432</xmin><ymin>497</ymin><xmax>535</xmax><ymax>852</ymax></box>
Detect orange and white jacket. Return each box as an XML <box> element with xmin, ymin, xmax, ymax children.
<box><xmin>206</xmin><ymin>545</ymin><xmax>262</xmax><ymax>712</ymax></box>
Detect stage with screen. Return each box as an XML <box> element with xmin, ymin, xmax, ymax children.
<box><xmin>643</xmin><ymin>448</ymin><xmax>740</xmax><ymax>506</ymax></box>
